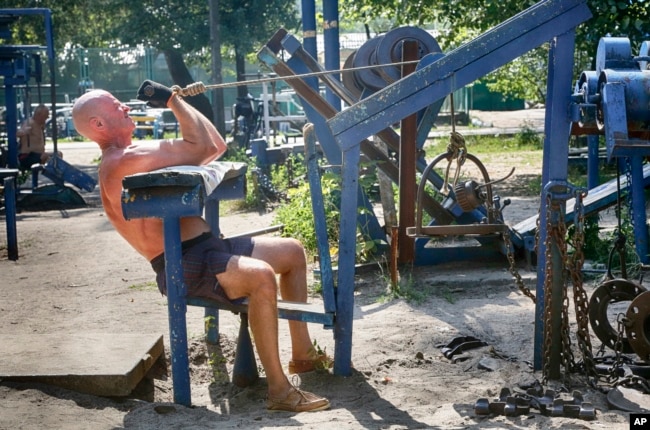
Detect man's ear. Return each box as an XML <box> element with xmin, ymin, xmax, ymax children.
<box><xmin>90</xmin><ymin>117</ymin><xmax>103</xmax><ymax>130</ymax></box>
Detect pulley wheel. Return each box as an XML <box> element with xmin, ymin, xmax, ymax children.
<box><xmin>454</xmin><ymin>180</ymin><xmax>485</xmax><ymax>212</ymax></box>
<box><xmin>353</xmin><ymin>35</ymin><xmax>388</xmax><ymax>92</ymax></box>
<box><xmin>589</xmin><ymin>278</ymin><xmax>646</xmax><ymax>354</ymax></box>
<box><xmin>375</xmin><ymin>26</ymin><xmax>442</xmax><ymax>83</ymax></box>
<box><xmin>626</xmin><ymin>290</ymin><xmax>650</xmax><ymax>361</ymax></box>
<box><xmin>342</xmin><ymin>51</ymin><xmax>363</xmax><ymax>101</ymax></box>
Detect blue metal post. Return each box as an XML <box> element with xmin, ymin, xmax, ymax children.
<box><xmin>204</xmin><ymin>200</ymin><xmax>221</xmax><ymax>344</ymax></box>
<box><xmin>335</xmin><ymin>146</ymin><xmax>360</xmax><ymax>376</ymax></box>
<box><xmin>534</xmin><ymin>30</ymin><xmax>576</xmax><ymax>374</ymax></box>
<box><xmin>3</xmin><ymin>175</ymin><xmax>18</xmax><ymax>261</ymax></box>
<box><xmin>323</xmin><ymin>0</ymin><xmax>341</xmax><ymax>110</ymax></box>
<box><xmin>301</xmin><ymin>0</ymin><xmax>318</xmax><ymax>60</ymax></box>
<box><xmin>304</xmin><ymin>124</ymin><xmax>336</xmax><ymax>315</ymax></box>
<box><xmin>162</xmin><ymin>217</ymin><xmax>191</xmax><ymax>406</ymax></box>
<box><xmin>630</xmin><ymin>156</ymin><xmax>649</xmax><ymax>264</ymax></box>
<box><xmin>5</xmin><ymin>86</ymin><xmax>18</xmax><ymax>169</ymax></box>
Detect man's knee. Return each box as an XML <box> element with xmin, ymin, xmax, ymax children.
<box><xmin>251</xmin><ymin>269</ymin><xmax>278</xmax><ymax>299</ymax></box>
<box><xmin>283</xmin><ymin>238</ymin><xmax>307</xmax><ymax>264</ymax></box>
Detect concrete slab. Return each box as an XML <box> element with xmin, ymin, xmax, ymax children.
<box><xmin>0</xmin><ymin>333</ymin><xmax>164</xmax><ymax>397</ymax></box>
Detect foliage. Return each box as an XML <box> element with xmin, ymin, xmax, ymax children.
<box><xmin>273</xmin><ymin>170</ymin><xmax>341</xmax><ymax>258</ymax></box>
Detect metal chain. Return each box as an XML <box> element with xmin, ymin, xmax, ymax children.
<box><xmin>541</xmin><ymin>194</ymin><xmax>576</xmax><ymax>384</ymax></box>
<box><xmin>607</xmin><ymin>313</ymin><xmax>629</xmax><ymax>384</ymax></box>
<box><xmin>542</xmin><ymin>194</ymin><xmax>555</xmax><ymax>384</ymax></box>
<box><xmin>614</xmin><ymin>375</ymin><xmax>650</xmax><ymax>393</ymax></box>
<box><xmin>567</xmin><ymin>190</ymin><xmax>598</xmax><ymax>380</ymax></box>
<box><xmin>441</xmin><ymin>132</ymin><xmax>467</xmax><ymax>195</ymax></box>
<box><xmin>625</xmin><ymin>157</ymin><xmax>634</xmax><ymax>228</ymax></box>
<box><xmin>553</xmin><ymin>198</ymin><xmax>575</xmax><ymax>385</ymax></box>
<box><xmin>503</xmin><ymin>229</ymin><xmax>536</xmax><ymax>303</ymax></box>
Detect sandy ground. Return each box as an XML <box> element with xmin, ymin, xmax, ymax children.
<box><xmin>0</xmin><ymin>110</ymin><xmax>640</xmax><ymax>429</ymax></box>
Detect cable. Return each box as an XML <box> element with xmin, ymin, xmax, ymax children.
<box><xmin>170</xmin><ymin>60</ymin><xmax>422</xmax><ymax>96</ymax></box>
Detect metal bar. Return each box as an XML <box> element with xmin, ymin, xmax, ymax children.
<box><xmin>204</xmin><ymin>199</ymin><xmax>221</xmax><ymax>344</ymax></box>
<box><xmin>162</xmin><ymin>217</ymin><xmax>191</xmax><ymax>406</ymax></box>
<box><xmin>304</xmin><ymin>124</ymin><xmax>337</xmax><ymax>315</ymax></box>
<box><xmin>398</xmin><ymin>41</ymin><xmax>418</xmax><ymax>264</ymax></box>
<box><xmin>535</xmin><ymin>30</ymin><xmax>577</xmax><ymax>374</ymax></box>
<box><xmin>334</xmin><ymin>147</ymin><xmax>360</xmax><ymax>376</ymax></box>
<box><xmin>630</xmin><ymin>156</ymin><xmax>649</xmax><ymax>264</ymax></box>
<box><xmin>3</xmin><ymin>175</ymin><xmax>18</xmax><ymax>261</ymax></box>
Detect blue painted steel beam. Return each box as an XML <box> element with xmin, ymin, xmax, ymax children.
<box><xmin>534</xmin><ymin>30</ymin><xmax>577</xmax><ymax>374</ymax></box>
<box><xmin>2</xmin><ymin>173</ymin><xmax>19</xmax><ymax>260</ymax></box>
<box><xmin>322</xmin><ymin>0</ymin><xmax>341</xmax><ymax>110</ymax></box>
<box><xmin>162</xmin><ymin>216</ymin><xmax>191</xmax><ymax>405</ymax></box>
<box><xmin>303</xmin><ymin>125</ymin><xmax>336</xmax><ymax>315</ymax></box>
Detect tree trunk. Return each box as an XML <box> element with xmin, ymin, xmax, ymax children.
<box><xmin>235</xmin><ymin>49</ymin><xmax>249</xmax><ymax>98</ymax></box>
<box><xmin>164</xmin><ymin>49</ymin><xmax>215</xmax><ymax>123</ymax></box>
<box><xmin>209</xmin><ymin>0</ymin><xmax>226</xmax><ymax>135</ymax></box>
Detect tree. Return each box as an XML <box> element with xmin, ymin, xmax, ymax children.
<box><xmin>218</xmin><ymin>0</ymin><xmax>300</xmax><ymax>98</ymax></box>
<box><xmin>2</xmin><ymin>0</ymin><xmax>301</xmax><ymax>123</ymax></box>
<box><xmin>107</xmin><ymin>0</ymin><xmax>215</xmax><ymax>121</ymax></box>
<box><xmin>340</xmin><ymin>0</ymin><xmax>649</xmax><ymax>104</ymax></box>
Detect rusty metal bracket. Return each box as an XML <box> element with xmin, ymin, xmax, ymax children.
<box><xmin>438</xmin><ymin>335</ymin><xmax>488</xmax><ymax>360</ymax></box>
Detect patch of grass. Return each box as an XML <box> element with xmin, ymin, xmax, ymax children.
<box><xmin>128</xmin><ymin>281</ymin><xmax>158</xmax><ymax>291</ymax></box>
<box><xmin>379</xmin><ymin>272</ymin><xmax>438</xmax><ymax>305</ymax></box>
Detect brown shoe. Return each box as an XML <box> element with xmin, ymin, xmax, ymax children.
<box><xmin>288</xmin><ymin>354</ymin><xmax>332</xmax><ymax>374</ymax></box>
<box><xmin>267</xmin><ymin>386</ymin><xmax>330</xmax><ymax>412</ymax></box>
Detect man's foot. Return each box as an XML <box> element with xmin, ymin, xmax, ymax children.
<box><xmin>267</xmin><ymin>386</ymin><xmax>330</xmax><ymax>412</ymax></box>
<box><xmin>288</xmin><ymin>353</ymin><xmax>332</xmax><ymax>374</ymax></box>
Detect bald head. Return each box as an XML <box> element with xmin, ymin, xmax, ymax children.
<box><xmin>32</xmin><ymin>104</ymin><xmax>49</xmax><ymax>125</ymax></box>
<box><xmin>72</xmin><ymin>90</ymin><xmax>111</xmax><ymax>140</ymax></box>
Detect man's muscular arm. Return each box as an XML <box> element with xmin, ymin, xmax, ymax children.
<box><xmin>137</xmin><ymin>80</ymin><xmax>227</xmax><ymax>165</ymax></box>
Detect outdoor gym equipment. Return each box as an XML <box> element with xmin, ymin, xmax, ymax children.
<box><xmin>0</xmin><ymin>8</ymin><xmax>96</xmax><ymax>217</ymax></box>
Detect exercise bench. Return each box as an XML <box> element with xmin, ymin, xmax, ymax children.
<box><xmin>121</xmin><ymin>161</ymin><xmax>334</xmax><ymax>406</ymax></box>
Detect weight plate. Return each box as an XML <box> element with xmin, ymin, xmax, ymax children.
<box><xmin>626</xmin><ymin>290</ymin><xmax>650</xmax><ymax>361</ymax></box>
<box><xmin>375</xmin><ymin>26</ymin><xmax>442</xmax><ymax>83</ymax></box>
<box><xmin>588</xmin><ymin>278</ymin><xmax>646</xmax><ymax>354</ymax></box>
<box><xmin>342</xmin><ymin>51</ymin><xmax>363</xmax><ymax>101</ymax></box>
<box><xmin>353</xmin><ymin>35</ymin><xmax>388</xmax><ymax>92</ymax></box>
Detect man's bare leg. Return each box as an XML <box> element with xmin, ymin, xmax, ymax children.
<box><xmin>217</xmin><ymin>255</ymin><xmax>290</xmax><ymax>398</ymax></box>
<box><xmin>251</xmin><ymin>237</ymin><xmax>316</xmax><ymax>362</ymax></box>
<box><xmin>217</xmin><ymin>253</ymin><xmax>329</xmax><ymax>411</ymax></box>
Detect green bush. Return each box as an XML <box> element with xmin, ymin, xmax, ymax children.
<box><xmin>274</xmin><ymin>171</ymin><xmax>341</xmax><ymax>258</ymax></box>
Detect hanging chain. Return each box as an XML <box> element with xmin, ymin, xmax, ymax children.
<box><xmin>542</xmin><ymin>194</ymin><xmax>556</xmax><ymax>384</ymax></box>
<box><xmin>555</xmin><ymin>196</ymin><xmax>575</xmax><ymax>384</ymax></box>
<box><xmin>441</xmin><ymin>99</ymin><xmax>467</xmax><ymax>196</ymax></box>
<box><xmin>607</xmin><ymin>313</ymin><xmax>629</xmax><ymax>384</ymax></box>
<box><xmin>625</xmin><ymin>157</ymin><xmax>634</xmax><ymax>230</ymax></box>
<box><xmin>503</xmin><ymin>229</ymin><xmax>536</xmax><ymax>303</ymax></box>
<box><xmin>567</xmin><ymin>190</ymin><xmax>598</xmax><ymax>380</ymax></box>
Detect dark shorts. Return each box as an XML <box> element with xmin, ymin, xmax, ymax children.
<box><xmin>18</xmin><ymin>152</ymin><xmax>42</xmax><ymax>171</ymax></box>
<box><xmin>150</xmin><ymin>232</ymin><xmax>254</xmax><ymax>304</ymax></box>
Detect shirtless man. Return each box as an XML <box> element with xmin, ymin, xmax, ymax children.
<box><xmin>71</xmin><ymin>81</ymin><xmax>330</xmax><ymax>412</ymax></box>
<box><xmin>17</xmin><ymin>104</ymin><xmax>60</xmax><ymax>170</ymax></box>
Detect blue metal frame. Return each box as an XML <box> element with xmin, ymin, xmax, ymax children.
<box><xmin>325</xmin><ymin>0</ymin><xmax>592</xmax><ymax>378</ymax></box>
